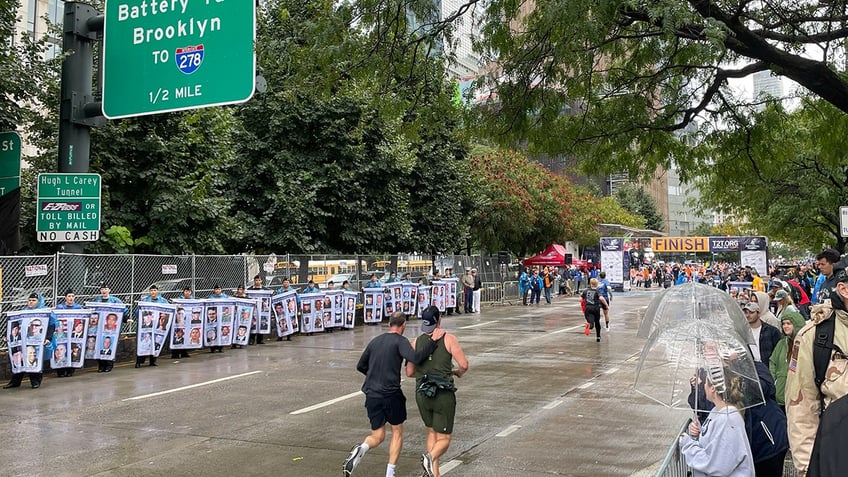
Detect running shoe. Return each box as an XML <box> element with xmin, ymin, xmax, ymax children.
<box><xmin>343</xmin><ymin>444</ymin><xmax>364</xmax><ymax>476</ymax></box>
<box><xmin>605</xmin><ymin>323</ymin><xmax>610</xmax><ymax>331</ymax></box>
<box><xmin>421</xmin><ymin>452</ymin><xmax>435</xmax><ymax>477</ymax></box>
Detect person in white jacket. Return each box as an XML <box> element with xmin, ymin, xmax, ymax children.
<box><xmin>679</xmin><ymin>370</ymin><xmax>755</xmax><ymax>477</ymax></box>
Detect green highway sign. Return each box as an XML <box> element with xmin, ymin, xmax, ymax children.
<box><xmin>102</xmin><ymin>0</ymin><xmax>256</xmax><ymax>119</ymax></box>
<box><xmin>36</xmin><ymin>173</ymin><xmax>102</xmax><ymax>242</ymax></box>
<box><xmin>0</xmin><ymin>131</ymin><xmax>21</xmax><ymax>198</ymax></box>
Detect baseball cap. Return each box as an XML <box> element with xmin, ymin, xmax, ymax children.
<box><xmin>421</xmin><ymin>306</ymin><xmax>440</xmax><ymax>333</ymax></box>
<box><xmin>774</xmin><ymin>289</ymin><xmax>788</xmax><ymax>300</ymax></box>
<box><xmin>742</xmin><ymin>301</ymin><xmax>760</xmax><ymax>312</ymax></box>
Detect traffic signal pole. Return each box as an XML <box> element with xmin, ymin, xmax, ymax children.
<box><xmin>57</xmin><ymin>2</ymin><xmax>103</xmax><ymax>254</ymax></box>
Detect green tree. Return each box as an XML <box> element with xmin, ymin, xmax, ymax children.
<box><xmin>88</xmin><ymin>109</ymin><xmax>240</xmax><ymax>254</ymax></box>
<box><xmin>460</xmin><ymin>0</ymin><xmax>848</xmax><ymax>179</ymax></box>
<box><xmin>614</xmin><ymin>184</ymin><xmax>665</xmax><ymax>232</ymax></box>
<box><xmin>0</xmin><ymin>1</ymin><xmax>55</xmax><ymax>132</ymax></box>
<box><xmin>693</xmin><ymin>99</ymin><xmax>848</xmax><ymax>253</ymax></box>
<box><xmin>468</xmin><ymin>148</ymin><xmax>641</xmax><ymax>255</ymax></box>
<box><xmin>229</xmin><ymin>0</ymin><xmax>472</xmax><ymax>254</ymax></box>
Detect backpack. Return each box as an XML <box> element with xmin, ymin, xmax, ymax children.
<box><xmin>807</xmin><ymin>315</ymin><xmax>848</xmax><ymax>477</ymax></box>
<box><xmin>743</xmin><ymin>362</ymin><xmax>789</xmax><ymax>463</ymax></box>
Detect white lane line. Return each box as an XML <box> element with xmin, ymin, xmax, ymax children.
<box><xmin>459</xmin><ymin>321</ymin><xmax>498</xmax><ymax>329</ymax></box>
<box><xmin>123</xmin><ymin>371</ymin><xmax>263</xmax><ymax>401</ymax></box>
<box><xmin>290</xmin><ymin>391</ymin><xmax>363</xmax><ymax>415</ymax></box>
<box><xmin>441</xmin><ymin>460</ymin><xmax>462</xmax><ymax>474</ymax></box>
<box><xmin>577</xmin><ymin>382</ymin><xmax>594</xmax><ymax>390</ymax></box>
<box><xmin>496</xmin><ymin>425</ymin><xmax>522</xmax><ymax>437</ymax></box>
<box><xmin>605</xmin><ymin>367</ymin><xmax>620</xmax><ymax>374</ymax></box>
<box><xmin>543</xmin><ymin>399</ymin><xmax>564</xmax><ymax>409</ymax></box>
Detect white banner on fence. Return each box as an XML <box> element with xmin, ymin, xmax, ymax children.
<box><xmin>84</xmin><ymin>302</ymin><xmax>126</xmax><ymax>362</ymax></box>
<box><xmin>24</xmin><ymin>264</ymin><xmax>49</xmax><ymax>277</ymax></box>
<box><xmin>5</xmin><ymin>309</ymin><xmax>51</xmax><ymax>374</ymax></box>
<box><xmin>52</xmin><ymin>309</ymin><xmax>90</xmax><ymax>369</ymax></box>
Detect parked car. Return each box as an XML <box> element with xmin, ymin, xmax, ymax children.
<box><xmin>3</xmin><ymin>286</ymin><xmax>54</xmax><ymax>310</ymax></box>
<box><xmin>146</xmin><ymin>278</ymin><xmax>196</xmax><ymax>300</ymax></box>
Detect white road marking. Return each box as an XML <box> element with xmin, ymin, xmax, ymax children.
<box><xmin>496</xmin><ymin>425</ymin><xmax>522</xmax><ymax>437</ymax></box>
<box><xmin>605</xmin><ymin>367</ymin><xmax>620</xmax><ymax>374</ymax></box>
<box><xmin>459</xmin><ymin>321</ymin><xmax>498</xmax><ymax>329</ymax></box>
<box><xmin>625</xmin><ymin>355</ymin><xmax>640</xmax><ymax>362</ymax></box>
<box><xmin>543</xmin><ymin>399</ymin><xmax>564</xmax><ymax>409</ymax></box>
<box><xmin>577</xmin><ymin>382</ymin><xmax>594</xmax><ymax>390</ymax></box>
<box><xmin>290</xmin><ymin>391</ymin><xmax>363</xmax><ymax>415</ymax></box>
<box><xmin>441</xmin><ymin>460</ymin><xmax>462</xmax><ymax>474</ymax></box>
<box><xmin>123</xmin><ymin>371</ymin><xmax>263</xmax><ymax>401</ymax></box>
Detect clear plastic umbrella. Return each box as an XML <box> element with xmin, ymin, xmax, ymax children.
<box><xmin>634</xmin><ymin>319</ymin><xmax>765</xmax><ymax>414</ymax></box>
<box><xmin>637</xmin><ymin>282</ymin><xmax>753</xmax><ymax>347</ymax></box>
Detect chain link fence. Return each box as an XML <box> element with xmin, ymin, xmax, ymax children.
<box><xmin>1</xmin><ymin>252</ymin><xmax>522</xmax><ymax>350</ymax></box>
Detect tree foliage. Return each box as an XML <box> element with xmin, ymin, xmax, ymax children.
<box><xmin>692</xmin><ymin>99</ymin><xmax>848</xmax><ymax>253</ymax></box>
<box><xmin>614</xmin><ymin>184</ymin><xmax>665</xmax><ymax>231</ymax></box>
<box><xmin>468</xmin><ymin>148</ymin><xmax>642</xmax><ymax>255</ymax></box>
<box><xmin>89</xmin><ymin>109</ymin><xmax>240</xmax><ymax>254</ymax></box>
<box><xmin>0</xmin><ymin>1</ymin><xmax>55</xmax><ymax>132</ymax></box>
<box><xmin>394</xmin><ymin>0</ymin><xmax>848</xmax><ymax>181</ymax></box>
<box><xmin>229</xmin><ymin>0</ymin><xmax>473</xmax><ymax>254</ymax></box>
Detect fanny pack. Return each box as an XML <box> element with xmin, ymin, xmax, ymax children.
<box><xmin>416</xmin><ymin>374</ymin><xmax>456</xmax><ymax>398</ymax></box>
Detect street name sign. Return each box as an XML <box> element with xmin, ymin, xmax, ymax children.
<box><xmin>36</xmin><ymin>173</ymin><xmax>102</xmax><ymax>242</ymax></box>
<box><xmin>102</xmin><ymin>0</ymin><xmax>256</xmax><ymax>119</ymax></box>
<box><xmin>0</xmin><ymin>131</ymin><xmax>21</xmax><ymax>198</ymax></box>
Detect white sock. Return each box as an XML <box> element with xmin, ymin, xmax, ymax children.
<box><xmin>386</xmin><ymin>463</ymin><xmax>396</xmax><ymax>477</ymax></box>
<box><xmin>360</xmin><ymin>442</ymin><xmax>370</xmax><ymax>454</ymax></box>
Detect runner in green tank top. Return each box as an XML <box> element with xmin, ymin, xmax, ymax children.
<box><xmin>406</xmin><ymin>306</ymin><xmax>469</xmax><ymax>477</ymax></box>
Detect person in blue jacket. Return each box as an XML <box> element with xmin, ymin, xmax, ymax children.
<box><xmin>136</xmin><ymin>284</ymin><xmax>169</xmax><ymax>366</ymax></box>
<box><xmin>519</xmin><ymin>267</ymin><xmax>531</xmax><ymax>306</ymax></box>
<box><xmin>54</xmin><ymin>289</ymin><xmax>83</xmax><ymax>377</ymax></box>
<box><xmin>384</xmin><ymin>271</ymin><xmax>399</xmax><ymax>284</ymax></box>
<box><xmin>4</xmin><ymin>293</ymin><xmax>57</xmax><ymax>389</ymax></box>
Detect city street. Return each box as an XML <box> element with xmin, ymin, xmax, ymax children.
<box><xmin>0</xmin><ymin>289</ymin><xmax>685</xmax><ymax>477</ymax></box>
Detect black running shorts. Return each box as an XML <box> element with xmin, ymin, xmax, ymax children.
<box><xmin>365</xmin><ymin>392</ymin><xmax>407</xmax><ymax>430</ymax></box>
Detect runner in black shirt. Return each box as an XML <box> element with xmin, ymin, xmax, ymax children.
<box><xmin>343</xmin><ymin>312</ymin><xmax>445</xmax><ymax>477</ymax></box>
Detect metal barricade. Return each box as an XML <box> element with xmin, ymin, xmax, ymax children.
<box><xmin>501</xmin><ymin>281</ymin><xmax>519</xmax><ymax>301</ymax></box>
<box><xmin>653</xmin><ymin>420</ymin><xmax>690</xmax><ymax>477</ymax></box>
<box><xmin>479</xmin><ymin>282</ymin><xmax>502</xmax><ymax>304</ymax></box>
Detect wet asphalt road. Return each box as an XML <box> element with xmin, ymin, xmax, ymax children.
<box><xmin>1</xmin><ymin>289</ymin><xmax>685</xmax><ymax>477</ymax></box>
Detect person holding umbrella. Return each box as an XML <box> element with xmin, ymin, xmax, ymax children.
<box><xmin>679</xmin><ymin>369</ymin><xmax>755</xmax><ymax>477</ymax></box>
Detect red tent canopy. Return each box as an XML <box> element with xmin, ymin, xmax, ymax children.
<box><xmin>524</xmin><ymin>244</ymin><xmax>569</xmax><ymax>267</ymax></box>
